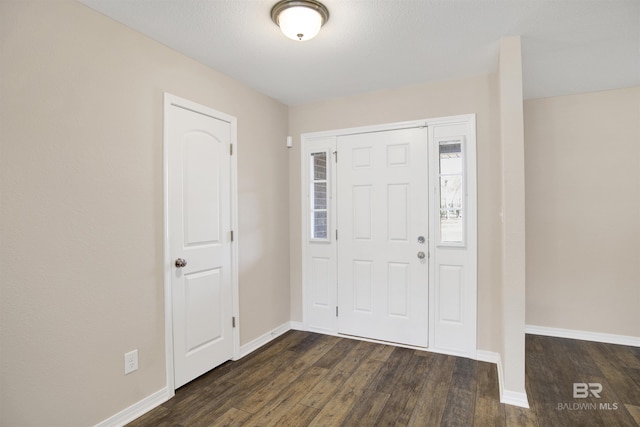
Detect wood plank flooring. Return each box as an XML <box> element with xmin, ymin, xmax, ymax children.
<box><xmin>127</xmin><ymin>332</ymin><xmax>640</xmax><ymax>426</ymax></box>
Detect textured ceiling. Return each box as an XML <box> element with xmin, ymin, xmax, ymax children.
<box><xmin>79</xmin><ymin>0</ymin><xmax>640</xmax><ymax>106</ymax></box>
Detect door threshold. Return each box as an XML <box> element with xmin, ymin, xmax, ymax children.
<box><xmin>336</xmin><ymin>332</ymin><xmax>429</xmax><ymax>351</ymax></box>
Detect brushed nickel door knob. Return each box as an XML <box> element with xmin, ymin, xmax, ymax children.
<box><xmin>175</xmin><ymin>258</ymin><xmax>187</xmax><ymax>268</ymax></box>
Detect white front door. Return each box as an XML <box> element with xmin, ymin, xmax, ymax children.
<box><xmin>337</xmin><ymin>127</ymin><xmax>429</xmax><ymax>347</ymax></box>
<box><xmin>167</xmin><ymin>102</ymin><xmax>234</xmax><ymax>388</ymax></box>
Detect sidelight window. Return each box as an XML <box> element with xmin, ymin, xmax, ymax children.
<box><xmin>310</xmin><ymin>151</ymin><xmax>330</xmax><ymax>241</ymax></box>
<box><xmin>438</xmin><ymin>138</ymin><xmax>465</xmax><ymax>245</ymax></box>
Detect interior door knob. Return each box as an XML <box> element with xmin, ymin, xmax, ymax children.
<box><xmin>175</xmin><ymin>258</ymin><xmax>187</xmax><ymax>268</ymax></box>
<box><xmin>417</xmin><ymin>251</ymin><xmax>426</xmax><ymax>260</ymax></box>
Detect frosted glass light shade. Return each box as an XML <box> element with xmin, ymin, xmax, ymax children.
<box><xmin>278</xmin><ymin>6</ymin><xmax>322</xmax><ymax>41</ymax></box>
<box><xmin>271</xmin><ymin>0</ymin><xmax>329</xmax><ymax>42</ymax></box>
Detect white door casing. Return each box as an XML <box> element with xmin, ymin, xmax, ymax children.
<box><xmin>301</xmin><ymin>116</ymin><xmax>476</xmax><ymax>357</ymax></box>
<box><xmin>337</xmin><ymin>128</ymin><xmax>429</xmax><ymax>347</ymax></box>
<box><xmin>164</xmin><ymin>94</ymin><xmax>239</xmax><ymax>391</ymax></box>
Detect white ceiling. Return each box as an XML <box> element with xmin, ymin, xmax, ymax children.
<box><xmin>79</xmin><ymin>0</ymin><xmax>640</xmax><ymax>106</ymax></box>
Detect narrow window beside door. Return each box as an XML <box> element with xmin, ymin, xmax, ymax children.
<box><xmin>310</xmin><ymin>151</ymin><xmax>330</xmax><ymax>241</ymax></box>
<box><xmin>438</xmin><ymin>138</ymin><xmax>465</xmax><ymax>245</ymax></box>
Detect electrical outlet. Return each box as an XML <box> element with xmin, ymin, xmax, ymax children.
<box><xmin>124</xmin><ymin>350</ymin><xmax>138</xmax><ymax>375</ymax></box>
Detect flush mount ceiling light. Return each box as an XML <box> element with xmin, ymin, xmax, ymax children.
<box><xmin>270</xmin><ymin>0</ymin><xmax>330</xmax><ymax>42</ymax></box>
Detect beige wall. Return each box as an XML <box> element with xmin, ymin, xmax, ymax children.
<box><xmin>0</xmin><ymin>1</ymin><xmax>289</xmax><ymax>426</ymax></box>
<box><xmin>4</xmin><ymin>1</ymin><xmax>635</xmax><ymax>425</ymax></box>
<box><xmin>524</xmin><ymin>87</ymin><xmax>640</xmax><ymax>337</ymax></box>
<box><xmin>288</xmin><ymin>74</ymin><xmax>505</xmax><ymax>353</ymax></box>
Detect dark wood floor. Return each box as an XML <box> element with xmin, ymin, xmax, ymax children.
<box><xmin>128</xmin><ymin>331</ymin><xmax>640</xmax><ymax>426</ymax></box>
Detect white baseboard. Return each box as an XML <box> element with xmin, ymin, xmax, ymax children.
<box><xmin>501</xmin><ymin>390</ymin><xmax>530</xmax><ymax>408</ymax></box>
<box><xmin>525</xmin><ymin>325</ymin><xmax>640</xmax><ymax>347</ymax></box>
<box><xmin>475</xmin><ymin>350</ymin><xmax>500</xmax><ymax>364</ymax></box>
<box><xmin>429</xmin><ymin>345</ymin><xmax>472</xmax><ymax>359</ymax></box>
<box><xmin>473</xmin><ymin>325</ymin><xmax>640</xmax><ymax>412</ymax></box>
<box><xmin>289</xmin><ymin>321</ymin><xmax>306</xmax><ymax>331</ymax></box>
<box><xmin>98</xmin><ymin>322</ymin><xmax>300</xmax><ymax>427</ymax></box>
<box><xmin>99</xmin><ymin>327</ymin><xmax>540</xmax><ymax>426</ymax></box>
<box><xmin>475</xmin><ymin>350</ymin><xmax>529</xmax><ymax>408</ymax></box>
<box><xmin>94</xmin><ymin>387</ymin><xmax>172</xmax><ymax>427</ymax></box>
<box><xmin>238</xmin><ymin>321</ymin><xmax>293</xmax><ymax>358</ymax></box>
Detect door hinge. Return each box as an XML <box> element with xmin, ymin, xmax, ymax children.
<box><xmin>232</xmin><ymin>317</ymin><xmax>236</xmax><ymax>328</ymax></box>
<box><xmin>335</xmin><ymin>229</ymin><xmax>338</xmax><ymax>240</ymax></box>
<box><xmin>230</xmin><ymin>144</ymin><xmax>233</xmax><ymax>155</ymax></box>
<box><xmin>336</xmin><ymin>306</ymin><xmax>338</xmax><ymax>317</ymax></box>
<box><xmin>230</xmin><ymin>230</ymin><xmax>234</xmax><ymax>242</ymax></box>
<box><xmin>333</xmin><ymin>150</ymin><xmax>337</xmax><ymax>162</ymax></box>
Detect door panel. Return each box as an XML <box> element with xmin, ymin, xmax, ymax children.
<box><xmin>337</xmin><ymin>127</ymin><xmax>429</xmax><ymax>347</ymax></box>
<box><xmin>168</xmin><ymin>104</ymin><xmax>233</xmax><ymax>388</ymax></box>
<box><xmin>388</xmin><ymin>184</ymin><xmax>409</xmax><ymax>240</ymax></box>
<box><xmin>438</xmin><ymin>265</ymin><xmax>463</xmax><ymax>323</ymax></box>
<box><xmin>183</xmin><ymin>134</ymin><xmax>221</xmax><ymax>245</ymax></box>
<box><xmin>388</xmin><ymin>262</ymin><xmax>409</xmax><ymax>316</ymax></box>
<box><xmin>353</xmin><ymin>260</ymin><xmax>373</xmax><ymax>312</ymax></box>
<box><xmin>352</xmin><ymin>186</ymin><xmax>372</xmax><ymax>239</ymax></box>
<box><xmin>184</xmin><ymin>269</ymin><xmax>223</xmax><ymax>353</ymax></box>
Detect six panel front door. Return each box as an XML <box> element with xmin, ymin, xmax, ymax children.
<box><xmin>337</xmin><ymin>128</ymin><xmax>429</xmax><ymax>347</ymax></box>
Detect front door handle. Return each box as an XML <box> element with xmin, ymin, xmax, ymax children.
<box><xmin>417</xmin><ymin>251</ymin><xmax>426</xmax><ymax>260</ymax></box>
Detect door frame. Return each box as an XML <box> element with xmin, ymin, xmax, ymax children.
<box><xmin>163</xmin><ymin>93</ymin><xmax>240</xmax><ymax>395</ymax></box>
<box><xmin>300</xmin><ymin>115</ymin><xmax>477</xmax><ymax>357</ymax></box>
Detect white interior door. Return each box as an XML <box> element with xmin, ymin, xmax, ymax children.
<box><xmin>168</xmin><ymin>103</ymin><xmax>234</xmax><ymax>388</ymax></box>
<box><xmin>337</xmin><ymin>127</ymin><xmax>429</xmax><ymax>347</ymax></box>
